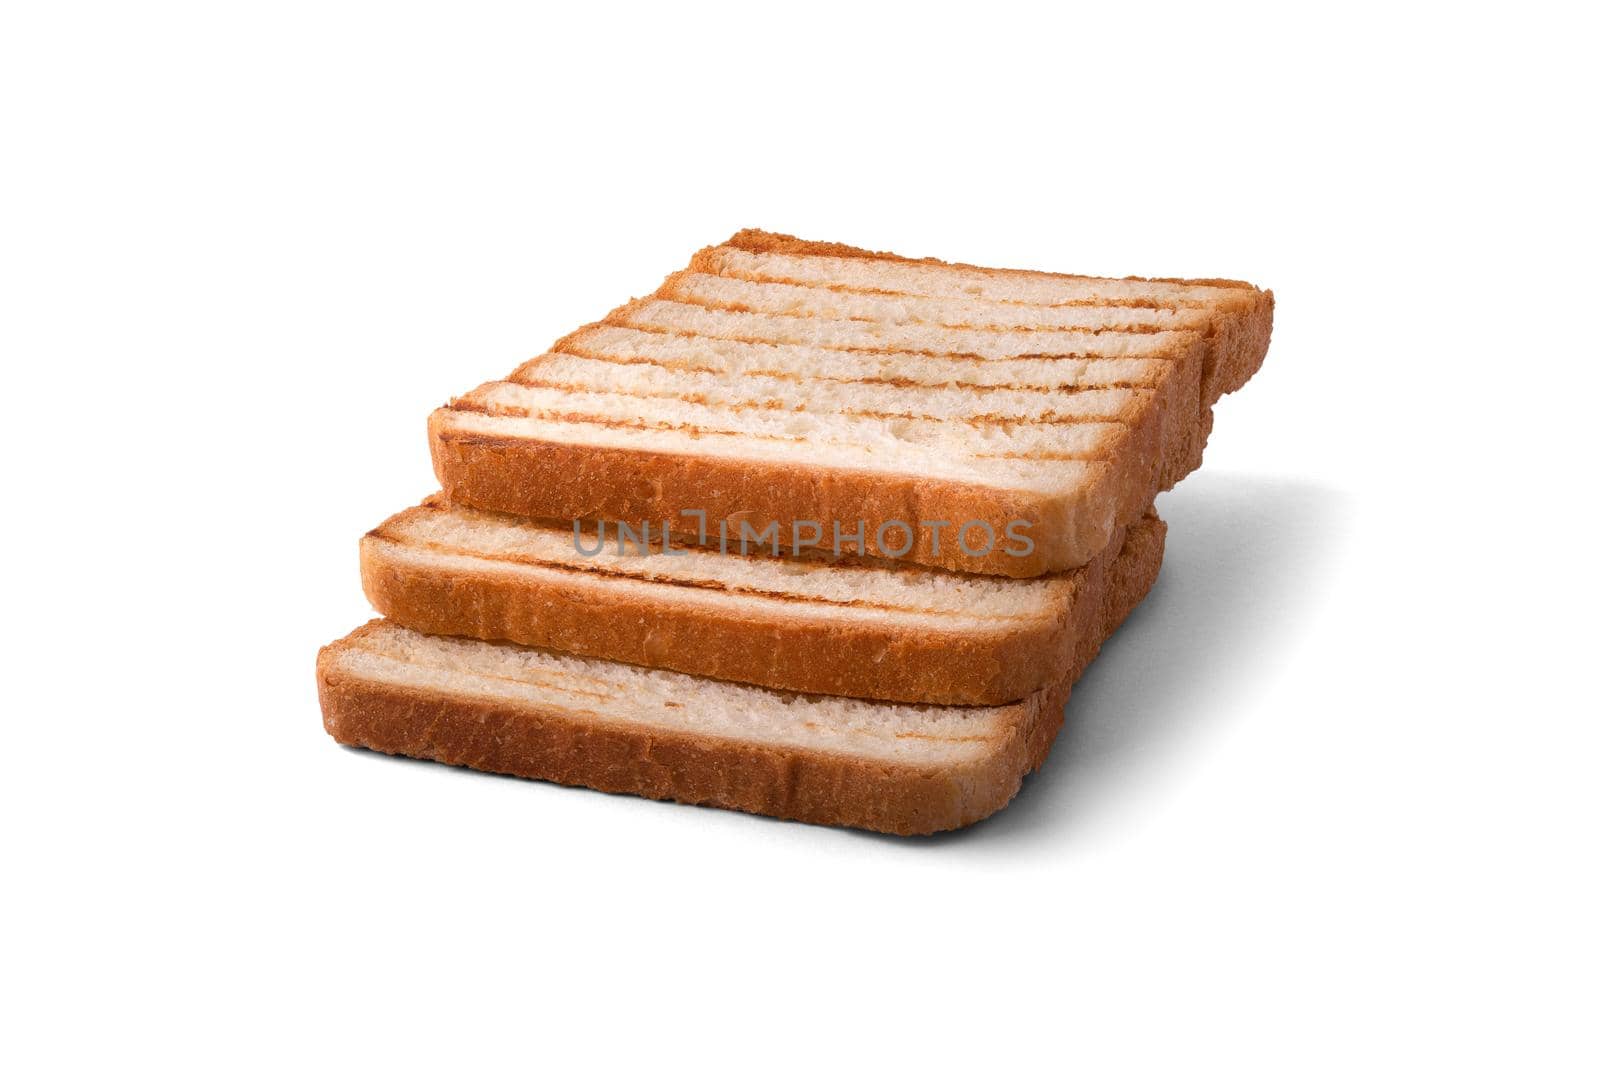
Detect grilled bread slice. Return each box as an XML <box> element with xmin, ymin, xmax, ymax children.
<box><xmin>361</xmin><ymin>497</ymin><xmax>1157</xmax><ymax>705</ymax></box>
<box><xmin>318</xmin><ymin>512</ymin><xmax>1164</xmax><ymax>835</ymax></box>
<box><xmin>430</xmin><ymin>229</ymin><xmax>1272</xmax><ymax>577</ymax></box>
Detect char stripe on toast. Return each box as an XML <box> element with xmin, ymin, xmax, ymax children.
<box><xmin>557</xmin><ymin>326</ymin><xmax>1178</xmax><ymax>388</ymax></box>
<box><xmin>661</xmin><ymin>273</ymin><xmax>1219</xmax><ymax>331</ymax></box>
<box><xmin>611</xmin><ymin>301</ymin><xmax>1202</xmax><ymax>360</ymax></box>
<box><xmin>696</xmin><ymin>243</ymin><xmax>1258</xmax><ymax>305</ymax></box>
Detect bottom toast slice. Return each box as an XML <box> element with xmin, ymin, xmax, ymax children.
<box><xmin>317</xmin><ymin>513</ymin><xmax>1165</xmax><ymax>835</ymax></box>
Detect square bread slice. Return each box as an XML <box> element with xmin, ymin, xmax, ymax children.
<box><xmin>361</xmin><ymin>497</ymin><xmax>1158</xmax><ymax>705</ymax></box>
<box><xmin>318</xmin><ymin>512</ymin><xmax>1164</xmax><ymax>835</ymax></box>
<box><xmin>429</xmin><ymin>229</ymin><xmax>1271</xmax><ymax>577</ymax></box>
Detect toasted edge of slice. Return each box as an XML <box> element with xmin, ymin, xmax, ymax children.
<box><xmin>360</xmin><ymin>501</ymin><xmax>1146</xmax><ymax>705</ymax></box>
<box><xmin>319</xmin><ymin>513</ymin><xmax>1165</xmax><ymax>835</ymax></box>
<box><xmin>431</xmin><ymin>402</ymin><xmax>1151</xmax><ymax>577</ymax></box>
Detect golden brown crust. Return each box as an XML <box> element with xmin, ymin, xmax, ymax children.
<box><xmin>361</xmin><ymin>509</ymin><xmax>1139</xmax><ymax>706</ymax></box>
<box><xmin>430</xmin><ymin>409</ymin><xmax>1108</xmax><ymax>577</ymax></box>
<box><xmin>432</xmin><ymin>231</ymin><xmax>1271</xmax><ymax>576</ymax></box>
<box><xmin>1206</xmin><ymin>288</ymin><xmax>1276</xmax><ymax>400</ymax></box>
<box><xmin>318</xmin><ymin>668</ymin><xmax>1038</xmax><ymax>836</ymax></box>
<box><xmin>319</xmin><ymin>512</ymin><xmax>1166</xmax><ymax>835</ymax></box>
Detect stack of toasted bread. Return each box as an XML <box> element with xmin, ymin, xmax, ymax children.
<box><xmin>318</xmin><ymin>230</ymin><xmax>1274</xmax><ymax>834</ymax></box>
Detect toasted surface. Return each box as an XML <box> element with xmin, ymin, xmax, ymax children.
<box><xmin>431</xmin><ymin>229</ymin><xmax>1271</xmax><ymax>576</ymax></box>
<box><xmin>362</xmin><ymin>499</ymin><xmax>1149</xmax><ymax>704</ymax></box>
<box><xmin>320</xmin><ymin>510</ymin><xmax>1166</xmax><ymax>835</ymax></box>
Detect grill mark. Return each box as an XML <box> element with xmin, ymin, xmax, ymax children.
<box><xmin>601</xmin><ymin>317</ymin><xmax>1193</xmax><ymax>361</ymax></box>
<box><xmin>449</xmin><ymin>400</ymin><xmax>755</xmax><ymax>440</ymax></box>
<box><xmin>680</xmin><ymin>266</ymin><xmax>1220</xmax><ymax>312</ymax></box>
<box><xmin>460</xmin><ymin>384</ymin><xmax>1137</xmax><ymax>431</ymax></box>
<box><xmin>542</xmin><ymin>346</ymin><xmax>1163</xmax><ymax>392</ymax></box>
<box><xmin>442</xmin><ymin>404</ymin><xmax>1116</xmax><ymax>461</ymax></box>
<box><xmin>657</xmin><ymin>291</ymin><xmax>1182</xmax><ymax>335</ymax></box>
<box><xmin>704</xmin><ymin>268</ymin><xmax>1214</xmax><ymax>310</ymax></box>
<box><xmin>370</xmin><ymin>531</ymin><xmax>1041</xmax><ymax>622</ymax></box>
<box><xmin>706</xmin><ymin>241</ymin><xmax>1248</xmax><ymax>298</ymax></box>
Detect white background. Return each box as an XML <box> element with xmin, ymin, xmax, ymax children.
<box><xmin>4</xmin><ymin>2</ymin><xmax>1595</xmax><ymax>1062</ymax></box>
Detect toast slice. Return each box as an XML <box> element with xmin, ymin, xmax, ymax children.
<box><xmin>362</xmin><ymin>497</ymin><xmax>1149</xmax><ymax>705</ymax></box>
<box><xmin>318</xmin><ymin>513</ymin><xmax>1165</xmax><ymax>835</ymax></box>
<box><xmin>430</xmin><ymin>229</ymin><xmax>1270</xmax><ymax>577</ymax></box>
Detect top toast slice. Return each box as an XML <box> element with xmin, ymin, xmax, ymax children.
<box><xmin>430</xmin><ymin>230</ymin><xmax>1272</xmax><ymax>576</ymax></box>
